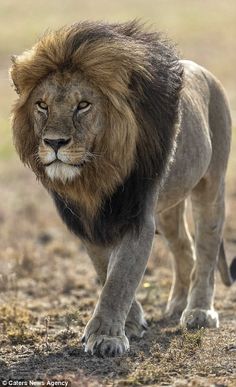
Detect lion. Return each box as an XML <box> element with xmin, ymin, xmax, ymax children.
<box><xmin>10</xmin><ymin>21</ymin><xmax>236</xmax><ymax>356</ymax></box>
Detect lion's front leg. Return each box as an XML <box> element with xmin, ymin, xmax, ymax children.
<box><xmin>82</xmin><ymin>216</ymin><xmax>155</xmax><ymax>356</ymax></box>
<box><xmin>85</xmin><ymin>244</ymin><xmax>148</xmax><ymax>342</ymax></box>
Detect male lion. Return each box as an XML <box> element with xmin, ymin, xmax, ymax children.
<box><xmin>10</xmin><ymin>21</ymin><xmax>235</xmax><ymax>356</ymax></box>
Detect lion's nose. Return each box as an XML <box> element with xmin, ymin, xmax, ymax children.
<box><xmin>43</xmin><ymin>137</ymin><xmax>71</xmax><ymax>152</ymax></box>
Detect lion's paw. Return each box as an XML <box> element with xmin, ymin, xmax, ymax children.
<box><xmin>180</xmin><ymin>308</ymin><xmax>219</xmax><ymax>329</ymax></box>
<box><xmin>125</xmin><ymin>300</ymin><xmax>147</xmax><ymax>339</ymax></box>
<box><xmin>125</xmin><ymin>318</ymin><xmax>147</xmax><ymax>339</ymax></box>
<box><xmin>82</xmin><ymin>315</ymin><xmax>129</xmax><ymax>356</ymax></box>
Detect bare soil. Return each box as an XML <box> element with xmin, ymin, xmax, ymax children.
<box><xmin>0</xmin><ymin>159</ymin><xmax>235</xmax><ymax>386</ymax></box>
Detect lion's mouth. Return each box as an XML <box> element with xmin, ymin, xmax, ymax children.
<box><xmin>44</xmin><ymin>159</ymin><xmax>86</xmax><ymax>168</ymax></box>
<box><xmin>41</xmin><ymin>152</ymin><xmax>93</xmax><ymax>183</ymax></box>
<box><xmin>43</xmin><ymin>159</ymin><xmax>85</xmax><ymax>183</ymax></box>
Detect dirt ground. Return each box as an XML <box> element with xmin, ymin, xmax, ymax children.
<box><xmin>0</xmin><ymin>158</ymin><xmax>235</xmax><ymax>387</ymax></box>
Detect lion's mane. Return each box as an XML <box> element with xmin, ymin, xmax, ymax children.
<box><xmin>10</xmin><ymin>21</ymin><xmax>183</xmax><ymax>245</ymax></box>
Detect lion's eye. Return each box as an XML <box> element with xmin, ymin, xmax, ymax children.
<box><xmin>36</xmin><ymin>101</ymin><xmax>48</xmax><ymax>112</ymax></box>
<box><xmin>77</xmin><ymin>101</ymin><xmax>91</xmax><ymax>114</ymax></box>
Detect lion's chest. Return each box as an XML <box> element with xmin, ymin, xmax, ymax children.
<box><xmin>51</xmin><ymin>172</ymin><xmax>154</xmax><ymax>246</ymax></box>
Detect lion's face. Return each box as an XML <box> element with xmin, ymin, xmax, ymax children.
<box><xmin>30</xmin><ymin>72</ymin><xmax>106</xmax><ymax>183</ymax></box>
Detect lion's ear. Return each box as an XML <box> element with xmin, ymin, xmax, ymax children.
<box><xmin>11</xmin><ymin>55</ymin><xmax>17</xmax><ymax>64</ymax></box>
<box><xmin>9</xmin><ymin>56</ymin><xmax>21</xmax><ymax>95</ymax></box>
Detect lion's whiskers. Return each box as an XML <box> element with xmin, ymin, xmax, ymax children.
<box><xmin>33</xmin><ymin>152</ymin><xmax>42</xmax><ymax>166</ymax></box>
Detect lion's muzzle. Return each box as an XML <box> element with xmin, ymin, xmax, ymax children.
<box><xmin>43</xmin><ymin>137</ymin><xmax>71</xmax><ymax>153</ymax></box>
<box><xmin>39</xmin><ymin>135</ymin><xmax>87</xmax><ymax>183</ymax></box>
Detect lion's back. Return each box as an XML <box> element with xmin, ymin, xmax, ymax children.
<box><xmin>157</xmin><ymin>60</ymin><xmax>231</xmax><ymax>212</ymax></box>
<box><xmin>182</xmin><ymin>60</ymin><xmax>231</xmax><ymax>175</ymax></box>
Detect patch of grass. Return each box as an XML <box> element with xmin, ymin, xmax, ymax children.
<box><xmin>180</xmin><ymin>328</ymin><xmax>204</xmax><ymax>350</ymax></box>
<box><xmin>0</xmin><ymin>305</ymin><xmax>81</xmax><ymax>347</ymax></box>
<box><xmin>7</xmin><ymin>322</ymin><xmax>39</xmax><ymax>345</ymax></box>
<box><xmin>0</xmin><ymin>304</ymin><xmax>40</xmax><ymax>345</ymax></box>
<box><xmin>55</xmin><ymin>329</ymin><xmax>77</xmax><ymax>343</ymax></box>
<box><xmin>124</xmin><ymin>328</ymin><xmax>205</xmax><ymax>386</ymax></box>
<box><xmin>0</xmin><ymin>304</ymin><xmax>33</xmax><ymax>325</ymax></box>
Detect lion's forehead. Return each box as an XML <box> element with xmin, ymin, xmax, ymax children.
<box><xmin>34</xmin><ymin>72</ymin><xmax>101</xmax><ymax>108</ymax></box>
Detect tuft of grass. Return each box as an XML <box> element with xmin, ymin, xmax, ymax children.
<box><xmin>0</xmin><ymin>304</ymin><xmax>40</xmax><ymax>345</ymax></box>
<box><xmin>0</xmin><ymin>304</ymin><xmax>33</xmax><ymax>325</ymax></box>
<box><xmin>180</xmin><ymin>327</ymin><xmax>204</xmax><ymax>350</ymax></box>
<box><xmin>7</xmin><ymin>322</ymin><xmax>39</xmax><ymax>345</ymax></box>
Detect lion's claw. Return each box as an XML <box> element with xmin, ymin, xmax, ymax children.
<box><xmin>82</xmin><ymin>315</ymin><xmax>129</xmax><ymax>356</ymax></box>
<box><xmin>83</xmin><ymin>333</ymin><xmax>129</xmax><ymax>356</ymax></box>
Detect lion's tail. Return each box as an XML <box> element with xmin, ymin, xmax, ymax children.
<box><xmin>218</xmin><ymin>241</ymin><xmax>236</xmax><ymax>286</ymax></box>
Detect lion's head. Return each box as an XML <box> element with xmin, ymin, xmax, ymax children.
<box><xmin>31</xmin><ymin>72</ymin><xmax>107</xmax><ymax>183</ymax></box>
<box><xmin>10</xmin><ymin>21</ymin><xmax>183</xmax><ymax>241</ymax></box>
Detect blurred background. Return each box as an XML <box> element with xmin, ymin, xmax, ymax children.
<box><xmin>0</xmin><ymin>1</ymin><xmax>236</xmax><ymax>383</ymax></box>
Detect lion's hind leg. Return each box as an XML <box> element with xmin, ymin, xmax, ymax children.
<box><xmin>158</xmin><ymin>200</ymin><xmax>195</xmax><ymax>317</ymax></box>
<box><xmin>180</xmin><ymin>178</ymin><xmax>225</xmax><ymax>329</ymax></box>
